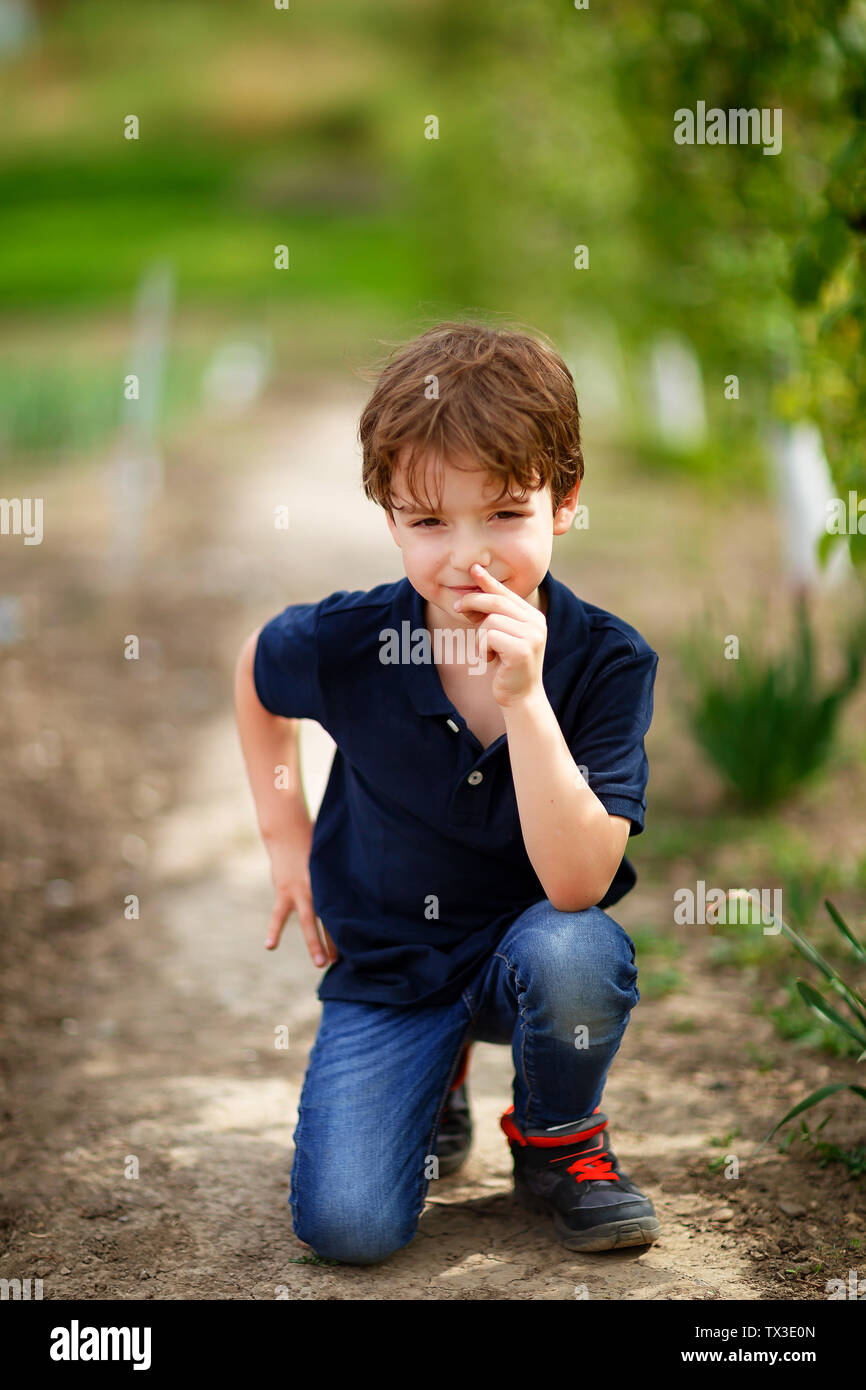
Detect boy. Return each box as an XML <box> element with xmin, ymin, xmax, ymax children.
<box><xmin>234</xmin><ymin>320</ymin><xmax>661</xmax><ymax>1265</ymax></box>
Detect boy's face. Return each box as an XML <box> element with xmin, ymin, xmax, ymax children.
<box><xmin>385</xmin><ymin>447</ymin><xmax>580</xmax><ymax>631</ymax></box>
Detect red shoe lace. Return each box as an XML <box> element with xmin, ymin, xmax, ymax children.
<box><xmin>500</xmin><ymin>1106</ymin><xmax>620</xmax><ymax>1182</ymax></box>
<box><xmin>564</xmin><ymin>1140</ymin><xmax>619</xmax><ymax>1183</ymax></box>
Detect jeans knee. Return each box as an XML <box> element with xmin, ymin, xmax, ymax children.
<box><xmin>291</xmin><ymin>1197</ymin><xmax>416</xmax><ymax>1266</ymax></box>
<box><xmin>294</xmin><ymin>1223</ymin><xmax>412</xmax><ymax>1266</ymax></box>
<box><xmin>516</xmin><ymin>905</ymin><xmax>637</xmax><ymax>1021</ymax></box>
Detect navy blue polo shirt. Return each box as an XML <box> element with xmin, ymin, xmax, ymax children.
<box><xmin>253</xmin><ymin>569</ymin><xmax>658</xmax><ymax>1008</ymax></box>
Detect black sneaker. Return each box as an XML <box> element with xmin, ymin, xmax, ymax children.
<box><xmin>435</xmin><ymin>1044</ymin><xmax>473</xmax><ymax>1176</ymax></box>
<box><xmin>500</xmin><ymin>1105</ymin><xmax>661</xmax><ymax>1252</ymax></box>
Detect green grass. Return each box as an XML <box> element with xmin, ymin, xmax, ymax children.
<box><xmin>0</xmin><ymin>193</ymin><xmax>424</xmax><ymax>309</ymax></box>
<box><xmin>742</xmin><ymin>1039</ymin><xmax>780</xmax><ymax>1073</ymax></box>
<box><xmin>637</xmin><ymin>967</ymin><xmax>684</xmax><ymax>1000</ymax></box>
<box><xmin>626</xmin><ymin>927</ymin><xmax>686</xmax><ymax>1000</ymax></box>
<box><xmin>706</xmin><ymin>1128</ymin><xmax>743</xmax><ymax>1170</ymax></box>
<box><xmin>0</xmin><ymin>2</ymin><xmax>436</xmax><ymax>313</ymax></box>
<box><xmin>0</xmin><ymin>348</ymin><xmax>209</xmax><ymax>456</ymax></box>
<box><xmin>629</xmin><ymin>927</ymin><xmax>684</xmax><ymax>960</ymax></box>
<box><xmin>287</xmin><ymin>1254</ymin><xmax>341</xmax><ymax>1267</ymax></box>
<box><xmin>632</xmin><ymin>811</ymin><xmax>858</xmax><ymax>884</ymax></box>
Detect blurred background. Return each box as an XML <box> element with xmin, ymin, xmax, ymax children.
<box><xmin>2</xmin><ymin>0</ymin><xmax>865</xmax><ymax>507</ymax></box>
<box><xmin>1</xmin><ymin>0</ymin><xmax>865</xmax><ymax>1300</ymax></box>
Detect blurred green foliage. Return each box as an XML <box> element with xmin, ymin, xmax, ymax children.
<box><xmin>678</xmin><ymin>594</ymin><xmax>866</xmax><ymax>807</ymax></box>
<box><xmin>0</xmin><ymin>0</ymin><xmax>864</xmax><ymax>538</ymax></box>
<box><xmin>0</xmin><ymin>349</ymin><xmax>206</xmax><ymax>455</ymax></box>
<box><xmin>603</xmin><ymin>0</ymin><xmax>866</xmax><ymax>563</ymax></box>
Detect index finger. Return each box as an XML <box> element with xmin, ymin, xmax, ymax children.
<box><xmin>470</xmin><ymin>562</ymin><xmax>502</xmax><ymax>586</ymax></box>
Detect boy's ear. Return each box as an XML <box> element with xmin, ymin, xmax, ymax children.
<box><xmin>554</xmin><ymin>480</ymin><xmax>581</xmax><ymax>532</ymax></box>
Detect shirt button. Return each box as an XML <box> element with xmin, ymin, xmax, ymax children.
<box><xmin>467</xmin><ymin>771</ymin><xmax>483</xmax><ymax>785</ymax></box>
<box><xmin>446</xmin><ymin>718</ymin><xmax>460</xmax><ymax>733</ymax></box>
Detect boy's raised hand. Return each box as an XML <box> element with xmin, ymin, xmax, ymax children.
<box><xmin>452</xmin><ymin>562</ymin><xmax>548</xmax><ymax>707</ymax></box>
<box><xmin>264</xmin><ymin>818</ymin><xmax>338</xmax><ymax>967</ymax></box>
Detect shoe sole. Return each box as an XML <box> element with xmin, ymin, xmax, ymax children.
<box><xmin>514</xmin><ymin>1179</ymin><xmax>661</xmax><ymax>1252</ymax></box>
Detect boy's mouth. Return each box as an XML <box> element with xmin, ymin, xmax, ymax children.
<box><xmin>448</xmin><ymin>585</ymin><xmax>482</xmax><ymax>592</ymax></box>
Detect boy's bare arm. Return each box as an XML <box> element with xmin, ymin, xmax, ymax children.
<box><xmin>234</xmin><ymin>626</ymin><xmax>306</xmax><ymax>840</ymax></box>
<box><xmin>234</xmin><ymin>628</ymin><xmax>337</xmax><ymax>966</ymax></box>
<box><xmin>453</xmin><ymin>563</ymin><xmax>632</xmax><ymax>912</ymax></box>
<box><xmin>504</xmin><ymin>691</ymin><xmax>631</xmax><ymax>912</ymax></box>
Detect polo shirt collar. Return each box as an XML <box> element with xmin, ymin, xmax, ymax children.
<box><xmin>394</xmin><ymin>569</ymin><xmax>587</xmax><ymax>718</ymax></box>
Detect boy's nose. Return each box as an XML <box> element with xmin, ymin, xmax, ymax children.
<box><xmin>450</xmin><ymin>544</ymin><xmax>492</xmax><ymax>574</ymax></box>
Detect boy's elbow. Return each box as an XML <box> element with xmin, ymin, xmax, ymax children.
<box><xmin>549</xmin><ymin>817</ymin><xmax>627</xmax><ymax>912</ymax></box>
<box><xmin>548</xmin><ymin>874</ymin><xmax>612</xmax><ymax>914</ymax></box>
<box><xmin>555</xmin><ymin>899</ymin><xmax>603</xmax><ymax>915</ymax></box>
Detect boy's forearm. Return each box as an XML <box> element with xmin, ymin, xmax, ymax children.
<box><xmin>503</xmin><ymin>690</ymin><xmax>617</xmax><ymax>911</ymax></box>
<box><xmin>234</xmin><ymin>634</ymin><xmax>310</xmax><ymax>841</ymax></box>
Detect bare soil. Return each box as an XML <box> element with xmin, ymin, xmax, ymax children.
<box><xmin>1</xmin><ymin>385</ymin><xmax>864</xmax><ymax>1300</ymax></box>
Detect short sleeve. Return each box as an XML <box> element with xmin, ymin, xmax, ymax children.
<box><xmin>253</xmin><ymin>601</ymin><xmax>324</xmax><ymax>720</ymax></box>
<box><xmin>569</xmin><ymin>642</ymin><xmax>659</xmax><ymax>836</ymax></box>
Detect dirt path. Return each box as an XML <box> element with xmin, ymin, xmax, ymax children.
<box><xmin>1</xmin><ymin>386</ymin><xmax>862</xmax><ymax>1301</ymax></box>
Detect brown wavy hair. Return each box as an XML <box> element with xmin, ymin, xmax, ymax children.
<box><xmin>357</xmin><ymin>319</ymin><xmax>584</xmax><ymax>517</ymax></box>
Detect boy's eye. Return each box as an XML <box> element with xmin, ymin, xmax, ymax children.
<box><xmin>410</xmin><ymin>511</ymin><xmax>524</xmax><ymax>528</ymax></box>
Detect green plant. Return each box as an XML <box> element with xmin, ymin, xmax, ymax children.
<box><xmin>707</xmin><ymin>1129</ymin><xmax>743</xmax><ymax>1173</ymax></box>
<box><xmin>754</xmin><ymin>898</ymin><xmax>866</xmax><ymax>1155</ymax></box>
<box><xmin>709</xmin><ymin>1128</ymin><xmax>742</xmax><ymax>1149</ymax></box>
<box><xmin>679</xmin><ymin>597</ymin><xmax>865</xmax><ymax>810</ymax></box>
<box><xmin>784</xmin><ymin>1115</ymin><xmax>866</xmax><ymax>1177</ymax></box>
<box><xmin>766</xmin><ymin>980</ymin><xmax>862</xmax><ymax>1058</ymax></box>
<box><xmin>287</xmin><ymin>1254</ymin><xmax>341</xmax><ymax>1266</ymax></box>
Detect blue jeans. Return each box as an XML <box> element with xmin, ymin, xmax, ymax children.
<box><xmin>289</xmin><ymin>899</ymin><xmax>640</xmax><ymax>1264</ymax></box>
